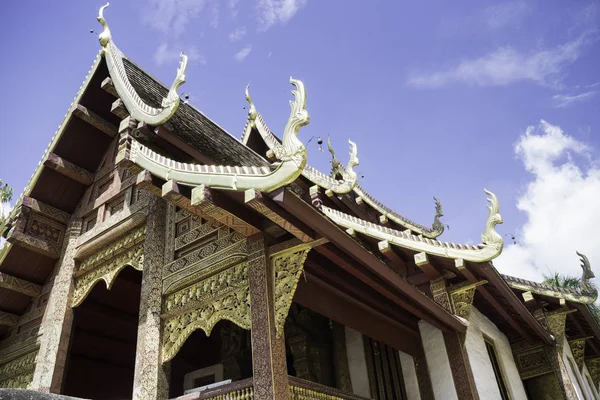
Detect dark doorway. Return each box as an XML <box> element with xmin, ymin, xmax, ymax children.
<box><xmin>169</xmin><ymin>320</ymin><xmax>252</xmax><ymax>398</ymax></box>
<box><xmin>63</xmin><ymin>267</ymin><xmax>142</xmax><ymax>399</ymax></box>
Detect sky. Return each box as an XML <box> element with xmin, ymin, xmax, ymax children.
<box><xmin>0</xmin><ymin>0</ymin><xmax>599</xmax><ymax>283</ymax></box>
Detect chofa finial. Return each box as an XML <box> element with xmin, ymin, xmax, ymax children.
<box><xmin>576</xmin><ymin>251</ymin><xmax>596</xmax><ymax>295</ymax></box>
<box><xmin>245</xmin><ymin>84</ymin><xmax>257</xmax><ymax>122</ymax></box>
<box><xmin>481</xmin><ymin>189</ymin><xmax>503</xmax><ymax>251</ymax></box>
<box><xmin>97</xmin><ymin>3</ymin><xmax>111</xmax><ymax>48</ymax></box>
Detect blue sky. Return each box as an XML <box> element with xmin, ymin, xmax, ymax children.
<box><xmin>1</xmin><ymin>0</ymin><xmax>599</xmax><ymax>281</ymax></box>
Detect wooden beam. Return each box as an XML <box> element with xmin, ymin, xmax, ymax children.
<box><xmin>73</xmin><ymin>104</ymin><xmax>117</xmax><ymax>137</ymax></box>
<box><xmin>295</xmin><ymin>275</ymin><xmax>422</xmax><ymax>357</ymax></box>
<box><xmin>458</xmin><ymin>261</ymin><xmax>542</xmax><ymax>344</ymax></box>
<box><xmin>191</xmin><ymin>185</ymin><xmax>261</xmax><ymax>237</ymax></box>
<box><xmin>0</xmin><ymin>272</ymin><xmax>42</xmax><ymax>297</ymax></box>
<box><xmin>478</xmin><ymin>262</ymin><xmax>553</xmax><ymax>345</ymax></box>
<box><xmin>566</xmin><ymin>311</ymin><xmax>600</xmax><ymax>356</ymax></box>
<box><xmin>245</xmin><ymin>189</ymin><xmax>314</xmax><ymax>243</ymax></box>
<box><xmin>135</xmin><ymin>170</ymin><xmax>162</xmax><ymax>197</ymax></box>
<box><xmin>306</xmin><ymin>260</ymin><xmax>417</xmax><ymax>330</ymax></box>
<box><xmin>44</xmin><ymin>152</ymin><xmax>94</xmax><ymax>186</ymax></box>
<box><xmin>111</xmin><ymin>98</ymin><xmax>129</xmax><ymax>119</ymax></box>
<box><xmin>271</xmin><ymin>187</ymin><xmax>466</xmax><ymax>333</ymax></box>
<box><xmin>154</xmin><ymin>125</ymin><xmax>215</xmax><ymax>166</ymax></box>
<box><xmin>378</xmin><ymin>240</ymin><xmax>408</xmax><ymax>276</ymax></box>
<box><xmin>101</xmin><ymin>77</ymin><xmax>118</xmax><ymax>97</ymax></box>
<box><xmin>268</xmin><ymin>237</ymin><xmax>328</xmax><ymax>256</ymax></box>
<box><xmin>414</xmin><ymin>252</ymin><xmax>442</xmax><ymax>279</ymax></box>
<box><xmin>0</xmin><ymin>310</ymin><xmax>19</xmax><ymax>327</ymax></box>
<box><xmin>6</xmin><ymin>229</ymin><xmax>60</xmax><ymax>259</ymax></box>
<box><xmin>22</xmin><ymin>196</ymin><xmax>70</xmax><ymax>225</ymax></box>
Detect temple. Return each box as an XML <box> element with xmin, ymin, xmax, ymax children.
<box><xmin>0</xmin><ymin>4</ymin><xmax>599</xmax><ymax>400</ymax></box>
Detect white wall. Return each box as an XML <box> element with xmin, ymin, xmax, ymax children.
<box><xmin>582</xmin><ymin>363</ymin><xmax>599</xmax><ymax>400</ymax></box>
<box><xmin>464</xmin><ymin>307</ymin><xmax>528</xmax><ymax>400</ymax></box>
<box><xmin>345</xmin><ymin>327</ymin><xmax>371</xmax><ymax>398</ymax></box>
<box><xmin>419</xmin><ymin>320</ymin><xmax>458</xmax><ymax>400</ymax></box>
<box><xmin>563</xmin><ymin>336</ymin><xmax>587</xmax><ymax>400</ymax></box>
<box><xmin>399</xmin><ymin>351</ymin><xmax>421</xmax><ymax>400</ymax></box>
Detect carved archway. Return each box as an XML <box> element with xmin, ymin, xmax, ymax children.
<box><xmin>161</xmin><ymin>262</ymin><xmax>251</xmax><ymax>363</ymax></box>
<box><xmin>71</xmin><ymin>244</ymin><xmax>144</xmax><ymax>308</ymax></box>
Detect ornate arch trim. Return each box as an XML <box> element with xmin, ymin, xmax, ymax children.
<box><xmin>161</xmin><ymin>262</ymin><xmax>251</xmax><ymax>363</ymax></box>
<box><xmin>71</xmin><ymin>244</ymin><xmax>144</xmax><ymax>307</ymax></box>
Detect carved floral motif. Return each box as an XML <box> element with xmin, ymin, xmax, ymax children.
<box><xmin>78</xmin><ymin>225</ymin><xmax>145</xmax><ymax>273</ymax></box>
<box><xmin>72</xmin><ymin>244</ymin><xmax>144</xmax><ymax>307</ymax></box>
<box><xmin>162</xmin><ymin>285</ymin><xmax>251</xmax><ymax>363</ymax></box>
<box><xmin>0</xmin><ymin>351</ymin><xmax>37</xmax><ymax>389</ymax></box>
<box><xmin>430</xmin><ymin>278</ymin><xmax>451</xmax><ymax>313</ymax></box>
<box><xmin>163</xmin><ymin>262</ymin><xmax>249</xmax><ymax>316</ymax></box>
<box><xmin>272</xmin><ymin>247</ymin><xmax>311</xmax><ymax>338</ymax></box>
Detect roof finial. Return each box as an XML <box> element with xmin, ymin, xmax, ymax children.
<box><xmin>97</xmin><ymin>3</ymin><xmax>111</xmax><ymax>48</ymax></box>
<box><xmin>245</xmin><ymin>84</ymin><xmax>257</xmax><ymax>122</ymax></box>
<box><xmin>576</xmin><ymin>251</ymin><xmax>596</xmax><ymax>295</ymax></box>
<box><xmin>432</xmin><ymin>197</ymin><xmax>444</xmax><ymax>234</ymax></box>
<box><xmin>481</xmin><ymin>189</ymin><xmax>503</xmax><ymax>252</ymax></box>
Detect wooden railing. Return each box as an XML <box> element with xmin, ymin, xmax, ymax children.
<box><xmin>289</xmin><ymin>377</ymin><xmax>371</xmax><ymax>400</ymax></box>
<box><xmin>175</xmin><ymin>378</ymin><xmax>253</xmax><ymax>400</ymax></box>
<box><xmin>174</xmin><ymin>376</ymin><xmax>371</xmax><ymax>400</ymax></box>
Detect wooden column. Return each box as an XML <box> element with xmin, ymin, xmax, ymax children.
<box><xmin>247</xmin><ymin>234</ymin><xmax>290</xmax><ymax>399</ymax></box>
<box><xmin>443</xmin><ymin>331</ymin><xmax>480</xmax><ymax>400</ymax></box>
<box><xmin>132</xmin><ymin>197</ymin><xmax>169</xmax><ymax>400</ymax></box>
<box><xmin>413</xmin><ymin>352</ymin><xmax>435</xmax><ymax>400</ymax></box>
<box><xmin>545</xmin><ymin>310</ymin><xmax>580</xmax><ymax>400</ymax></box>
<box><xmin>30</xmin><ymin>219</ymin><xmax>82</xmax><ymax>393</ymax></box>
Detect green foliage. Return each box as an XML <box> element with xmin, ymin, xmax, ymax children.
<box><xmin>543</xmin><ymin>271</ymin><xmax>600</xmax><ymax>323</ymax></box>
<box><xmin>542</xmin><ymin>272</ymin><xmax>582</xmax><ymax>289</ymax></box>
<box><xmin>0</xmin><ymin>179</ymin><xmax>12</xmax><ymax>204</ymax></box>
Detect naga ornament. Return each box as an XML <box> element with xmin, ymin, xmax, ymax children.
<box><xmin>97</xmin><ymin>2</ymin><xmax>188</xmax><ymax>125</ymax></box>
<box><xmin>321</xmin><ymin>189</ymin><xmax>504</xmax><ymax>262</ymax></box>
<box><xmin>121</xmin><ymin>77</ymin><xmax>309</xmax><ymax>193</ymax></box>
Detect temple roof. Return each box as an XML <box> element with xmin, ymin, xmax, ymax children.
<box><xmin>502</xmin><ymin>274</ymin><xmax>598</xmax><ymax>305</ymax></box>
<box><xmin>121</xmin><ymin>57</ymin><xmax>268</xmax><ymax>168</ymax></box>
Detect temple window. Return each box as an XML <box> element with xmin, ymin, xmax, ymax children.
<box><xmin>363</xmin><ymin>336</ymin><xmax>407</xmax><ymax>400</ymax></box>
<box><xmin>484</xmin><ymin>338</ymin><xmax>510</xmax><ymax>400</ymax></box>
<box><xmin>82</xmin><ymin>211</ymin><xmax>97</xmax><ymax>233</ymax></box>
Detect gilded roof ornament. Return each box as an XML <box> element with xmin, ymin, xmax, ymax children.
<box><xmin>97</xmin><ymin>2</ymin><xmax>188</xmax><ymax>125</ymax></box>
<box><xmin>503</xmin><ymin>252</ymin><xmax>597</xmax><ymax>304</ymax></box>
<box><xmin>120</xmin><ymin>77</ymin><xmax>309</xmax><ymax>192</ymax></box>
<box><xmin>97</xmin><ymin>3</ymin><xmax>111</xmax><ymax>48</ymax></box>
<box><xmin>245</xmin><ymin>84</ymin><xmax>258</xmax><ymax>125</ymax></box>
<box><xmin>321</xmin><ymin>189</ymin><xmax>503</xmax><ymax>262</ymax></box>
<box><xmin>577</xmin><ymin>251</ymin><xmax>596</xmax><ymax>295</ymax></box>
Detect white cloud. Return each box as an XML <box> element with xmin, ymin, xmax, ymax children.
<box><xmin>494</xmin><ymin>121</ymin><xmax>600</xmax><ymax>283</ymax></box>
<box><xmin>234</xmin><ymin>45</ymin><xmax>252</xmax><ymax>62</ymax></box>
<box><xmin>229</xmin><ymin>27</ymin><xmax>247</xmax><ymax>42</ymax></box>
<box><xmin>553</xmin><ymin>91</ymin><xmax>597</xmax><ymax>108</ymax></box>
<box><xmin>256</xmin><ymin>0</ymin><xmax>307</xmax><ymax>31</ymax></box>
<box><xmin>154</xmin><ymin>43</ymin><xmax>206</xmax><ymax>66</ymax></box>
<box><xmin>483</xmin><ymin>1</ymin><xmax>530</xmax><ymax>30</ymax></box>
<box><xmin>408</xmin><ymin>35</ymin><xmax>589</xmax><ymax>88</ymax></box>
<box><xmin>142</xmin><ymin>0</ymin><xmax>210</xmax><ymax>37</ymax></box>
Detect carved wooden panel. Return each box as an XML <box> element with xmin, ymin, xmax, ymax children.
<box><xmin>0</xmin><ymin>350</ymin><xmax>37</xmax><ymax>388</ymax></box>
<box><xmin>161</xmin><ymin>261</ymin><xmax>251</xmax><ymax>363</ymax></box>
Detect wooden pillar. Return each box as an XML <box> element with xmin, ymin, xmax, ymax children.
<box><xmin>132</xmin><ymin>197</ymin><xmax>169</xmax><ymax>400</ymax></box>
<box><xmin>331</xmin><ymin>321</ymin><xmax>352</xmax><ymax>393</ymax></box>
<box><xmin>545</xmin><ymin>310</ymin><xmax>580</xmax><ymax>400</ymax></box>
<box><xmin>247</xmin><ymin>234</ymin><xmax>289</xmax><ymax>399</ymax></box>
<box><xmin>413</xmin><ymin>352</ymin><xmax>434</xmax><ymax>400</ymax></box>
<box><xmin>443</xmin><ymin>331</ymin><xmax>480</xmax><ymax>400</ymax></box>
<box><xmin>30</xmin><ymin>219</ymin><xmax>82</xmax><ymax>393</ymax></box>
